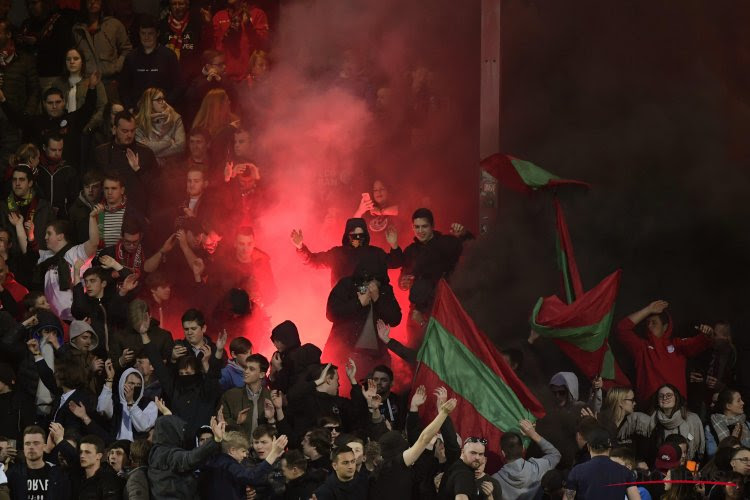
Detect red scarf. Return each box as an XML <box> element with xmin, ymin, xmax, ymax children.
<box><xmin>0</xmin><ymin>39</ymin><xmax>16</xmax><ymax>67</ymax></box>
<box><xmin>167</xmin><ymin>13</ymin><xmax>190</xmax><ymax>59</ymax></box>
<box><xmin>115</xmin><ymin>239</ymin><xmax>143</xmax><ymax>276</ymax></box>
<box><xmin>40</xmin><ymin>152</ymin><xmax>63</xmax><ymax>174</ymax></box>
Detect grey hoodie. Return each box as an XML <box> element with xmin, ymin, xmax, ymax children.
<box><xmin>491</xmin><ymin>437</ymin><xmax>561</xmax><ymax>500</ymax></box>
<box><xmin>97</xmin><ymin>367</ymin><xmax>157</xmax><ymax>440</ymax></box>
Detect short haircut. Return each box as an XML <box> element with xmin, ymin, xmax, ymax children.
<box><xmin>80</xmin><ymin>435</ymin><xmax>105</xmax><ymax>454</ymax></box>
<box><xmin>610</xmin><ymin>446</ymin><xmax>636</xmax><ymax>468</ymax></box>
<box><xmin>43</xmin><ymin>87</ymin><xmax>64</xmax><ymax>101</ymax></box>
<box><xmin>82</xmin><ymin>266</ymin><xmax>109</xmax><ymax>283</ymax></box>
<box><xmin>222</xmin><ymin>430</ymin><xmax>250</xmax><ymax>453</ymax></box>
<box><xmin>664</xmin><ymin>433</ymin><xmax>688</xmax><ymax>448</ymax></box>
<box><xmin>46</xmin><ymin>220</ymin><xmax>71</xmax><ymax>241</ymax></box>
<box><xmin>23</xmin><ymin>425</ymin><xmax>46</xmax><ymax>440</ymax></box>
<box><xmin>201</xmin><ymin>48</ymin><xmax>223</xmax><ymax>65</ymax></box>
<box><xmin>251</xmin><ymin>424</ymin><xmax>277</xmax><ymax>440</ymax></box>
<box><xmin>344</xmin><ymin>436</ymin><xmax>364</xmax><ymax>447</ymax></box>
<box><xmin>176</xmin><ymin>355</ymin><xmax>200</xmax><ymax>373</ymax></box>
<box><xmin>313</xmin><ymin>363</ymin><xmax>338</xmax><ymax>382</ymax></box>
<box><xmin>128</xmin><ymin>299</ymin><xmax>149</xmax><ymax>330</ymax></box>
<box><xmin>181</xmin><ymin>308</ymin><xmax>206</xmax><ymax>326</ymax></box>
<box><xmin>233</xmin><ymin>127</ymin><xmax>251</xmax><ymax>139</ymax></box>
<box><xmin>412</xmin><ymin>208</ymin><xmax>434</xmax><ymax>226</ymax></box>
<box><xmin>236</xmin><ymin>226</ymin><xmax>255</xmax><ymax>238</ymax></box>
<box><xmin>129</xmin><ymin>439</ymin><xmax>152</xmax><ymax>466</ymax></box>
<box><xmin>44</xmin><ymin>132</ymin><xmax>64</xmax><ymax>146</ymax></box>
<box><xmin>189</xmin><ymin>126</ymin><xmax>211</xmax><ymax>142</ymax></box>
<box><xmin>229</xmin><ymin>337</ymin><xmax>252</xmax><ymax>355</ymax></box>
<box><xmin>307</xmin><ymin>428</ymin><xmax>333</xmax><ymax>456</ymax></box>
<box><xmin>114</xmin><ymin>110</ymin><xmax>136</xmax><ymax>127</ymax></box>
<box><xmin>500</xmin><ymin>431</ymin><xmax>524</xmax><ymax>460</ymax></box>
<box><xmin>317</xmin><ymin>415</ymin><xmax>342</xmax><ymax>428</ymax></box>
<box><xmin>246</xmin><ymin>353</ymin><xmax>269</xmax><ymax>374</ymax></box>
<box><xmin>82</xmin><ymin>169</ymin><xmax>104</xmax><ymax>186</ymax></box>
<box><xmin>331</xmin><ymin>445</ymin><xmax>354</xmax><ymax>463</ymax></box>
<box><xmin>283</xmin><ymin>449</ymin><xmax>307</xmax><ymax>471</ymax></box>
<box><xmin>103</xmin><ymin>170</ymin><xmax>124</xmax><ymax>186</ymax></box>
<box><xmin>12</xmin><ymin>164</ymin><xmax>34</xmax><ymax>181</ymax></box>
<box><xmin>138</xmin><ymin>13</ymin><xmax>158</xmax><ymax>30</ymax></box>
<box><xmin>371</xmin><ymin>365</ymin><xmax>393</xmax><ymax>381</ymax></box>
<box><xmin>121</xmin><ymin>217</ymin><xmax>142</xmax><ymax>236</ymax></box>
<box><xmin>145</xmin><ymin>270</ymin><xmax>170</xmax><ymax>290</ymax></box>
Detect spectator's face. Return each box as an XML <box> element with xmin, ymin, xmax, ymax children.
<box><xmin>186</xmin><ymin>170</ymin><xmax>207</xmax><ymax>197</ymax></box>
<box><xmin>235</xmin><ymin>234</ymin><xmax>255</xmax><ymax>262</ymax></box>
<box><xmin>324</xmin><ymin>371</ymin><xmax>340</xmax><ymax>396</ymax></box>
<box><xmin>79</xmin><ymin>443</ymin><xmax>102</xmax><ymax>469</ymax></box>
<box><xmin>461</xmin><ymin>443</ymin><xmax>485</xmax><ymax>470</ymax></box>
<box><xmin>65</xmin><ymin>49</ymin><xmax>83</xmax><ymax>75</ymax></box>
<box><xmin>23</xmin><ymin>433</ymin><xmax>45</xmax><ymax>462</ymax></box>
<box><xmin>151</xmin><ymin>284</ymin><xmax>171</xmax><ymax>302</ymax></box>
<box><xmin>323</xmin><ymin>423</ymin><xmax>340</xmax><ymax>442</ymax></box>
<box><xmin>34</xmin><ymin>295</ymin><xmax>50</xmax><ymax>310</ymax></box>
<box><xmin>135</xmin><ymin>357</ymin><xmax>153</xmax><ymax>378</ymax></box>
<box><xmin>372</xmin><ymin>180</ymin><xmax>388</xmax><ymax>205</ymax></box>
<box><xmin>281</xmin><ymin>459</ymin><xmax>302</xmax><ymax>480</ymax></box>
<box><xmin>44</xmin><ymin>226</ymin><xmax>65</xmax><ymax>251</ymax></box>
<box><xmin>150</xmin><ymin>92</ymin><xmax>167</xmax><ymax>113</ymax></box>
<box><xmin>233</xmin><ymin>350</ymin><xmax>251</xmax><ymax>368</ymax></box>
<box><xmin>272</xmin><ymin>340</ymin><xmax>286</xmax><ymax>352</ymax></box>
<box><xmin>202</xmin><ymin>231</ymin><xmax>222</xmax><ymax>255</ymax></box>
<box><xmin>732</xmin><ymin>450</ymin><xmax>750</xmax><ymax>475</ymax></box>
<box><xmin>11</xmin><ymin>171</ymin><xmax>32</xmax><ymax>198</ymax></box>
<box><xmin>619</xmin><ymin>390</ymin><xmax>636</xmax><ymax>415</ymax></box>
<box><xmin>182</xmin><ymin>320</ymin><xmax>206</xmax><ymax>346</ymax></box>
<box><xmin>169</xmin><ymin>0</ymin><xmax>188</xmax><ymax>19</ymax></box>
<box><xmin>332</xmin><ymin>451</ymin><xmax>357</xmax><ymax>481</ymax></box>
<box><xmin>84</xmin><ymin>274</ymin><xmax>106</xmax><ymax>298</ymax></box>
<box><xmin>44</xmin><ymin>93</ymin><xmax>65</xmax><ymax>118</ymax></box>
<box><xmin>115</xmin><ymin>118</ymin><xmax>136</xmax><ymax>145</ymax></box>
<box><xmin>657</xmin><ymin>387</ymin><xmax>676</xmax><ymax>412</ymax></box>
<box><xmin>86</xmin><ymin>0</ymin><xmax>101</xmax><ymax>15</ymax></box>
<box><xmin>347</xmin><ymin>227</ymin><xmax>364</xmax><ymax>248</ymax></box>
<box><xmin>73</xmin><ymin>331</ymin><xmax>94</xmax><ymax>351</ymax></box>
<box><xmin>371</xmin><ymin>371</ymin><xmax>392</xmax><ymax>396</ymax></box>
<box><xmin>252</xmin><ymin>435</ymin><xmax>273</xmax><ymax>459</ymax></box>
<box><xmin>197</xmin><ymin>432</ymin><xmax>212</xmax><ymax>447</ymax></box>
<box><xmin>0</xmin><ymin>258</ymin><xmax>8</xmax><ymax>284</ymax></box>
<box><xmin>301</xmin><ymin>433</ymin><xmax>315</xmax><ymax>458</ymax></box>
<box><xmin>412</xmin><ymin>217</ymin><xmax>434</xmax><ymax>243</ymax></box>
<box><xmin>678</xmin><ymin>444</ymin><xmax>687</xmax><ymax>465</ymax></box>
<box><xmin>347</xmin><ymin>441</ymin><xmax>364</xmax><ymax>465</ymax></box>
<box><xmin>727</xmin><ymin>392</ymin><xmax>745</xmax><ymax>416</ymax></box>
<box><xmin>108</xmin><ymin>448</ymin><xmax>126</xmax><ymax>472</ymax></box>
<box><xmin>233</xmin><ymin>131</ymin><xmax>251</xmax><ymax>159</ymax></box>
<box><xmin>0</xmin><ymin>231</ymin><xmax>10</xmax><ymax>255</ymax></box>
<box><xmin>646</xmin><ymin>315</ymin><xmax>667</xmax><ymax>338</ymax></box>
<box><xmin>44</xmin><ymin>139</ymin><xmax>64</xmax><ymax>161</ymax></box>
<box><xmin>205</xmin><ymin>55</ymin><xmax>226</xmax><ymax>76</ymax></box>
<box><xmin>250</xmin><ymin>56</ymin><xmax>268</xmax><ymax>79</ymax></box>
<box><xmin>103</xmin><ymin>179</ymin><xmax>125</xmax><ymax>205</ymax></box>
<box><xmin>243</xmin><ymin>361</ymin><xmax>263</xmax><ymax>385</ymax></box>
<box><xmin>550</xmin><ymin>384</ymin><xmax>569</xmax><ymax>407</ymax></box>
<box><xmin>122</xmin><ymin>232</ymin><xmax>141</xmax><ymax>254</ymax></box>
<box><xmin>124</xmin><ymin>373</ymin><xmax>142</xmax><ymax>397</ymax></box>
<box><xmin>188</xmin><ymin>134</ymin><xmax>209</xmax><ymax>159</ymax></box>
<box><xmin>228</xmin><ymin>446</ymin><xmax>248</xmax><ymax>462</ymax></box>
<box><xmin>83</xmin><ymin>181</ymin><xmax>102</xmax><ymax>203</ymax></box>
<box><xmin>139</xmin><ymin>27</ymin><xmax>158</xmax><ymax>51</ymax></box>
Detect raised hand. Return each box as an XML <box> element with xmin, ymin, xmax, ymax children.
<box><xmin>272</xmin><ymin>435</ymin><xmax>288</xmax><ymax>454</ymax></box>
<box><xmin>398</xmin><ymin>273</ymin><xmax>415</xmax><ymax>291</ymax></box>
<box><xmin>49</xmin><ymin>422</ymin><xmax>65</xmax><ymax>444</ymax></box>
<box><xmin>450</xmin><ymin>223</ymin><xmax>466</xmax><ymax>237</ymax></box>
<box><xmin>123</xmin><ymin>381</ymin><xmax>135</xmax><ymax>403</ymax></box>
<box><xmin>290</xmin><ymin>229</ymin><xmax>303</xmax><ymax>249</ymax></box>
<box><xmin>410</xmin><ymin>385</ymin><xmax>427</xmax><ymax>410</ymax></box>
<box><xmin>580</xmin><ymin>407</ymin><xmax>596</xmax><ymax>419</ymax></box>
<box><xmin>236</xmin><ymin>407</ymin><xmax>251</xmax><ymax>425</ymax></box>
<box><xmin>210</xmin><ymin>416</ymin><xmax>225</xmax><ymax>441</ymax></box>
<box><xmin>345</xmin><ymin>358</ymin><xmax>357</xmax><ymax>383</ymax></box>
<box><xmin>376</xmin><ymin>319</ymin><xmax>391</xmax><ymax>344</ymax></box>
<box><xmin>191</xmin><ymin>258</ymin><xmax>205</xmax><ymax>278</ymax></box>
<box><xmin>315</xmin><ymin>363</ymin><xmax>332</xmax><ymax>387</ymax></box>
<box><xmin>216</xmin><ymin>329</ymin><xmax>228</xmax><ymax>353</ymax></box>
<box><xmin>88</xmin><ymin>70</ymin><xmax>100</xmax><ymax>88</ymax></box>
<box><xmin>119</xmin><ymin>273</ymin><xmax>138</xmax><ymax>296</ymax></box>
<box><xmin>68</xmin><ymin>400</ymin><xmax>90</xmax><ymax>422</ymax></box>
<box><xmin>357</xmin><ymin>288</ymin><xmax>371</xmax><ymax>306</ymax></box>
<box><xmin>23</xmin><ymin>219</ymin><xmax>35</xmax><ymax>240</ymax></box>
<box><xmin>26</xmin><ymin>338</ymin><xmax>41</xmax><ymax>356</ymax></box>
<box><xmin>216</xmin><ymin>404</ymin><xmax>225</xmax><ymax>424</ymax></box>
<box><xmin>647</xmin><ymin>300</ymin><xmax>669</xmax><ymax>314</ymax></box>
<box><xmin>22</xmin><ymin>314</ymin><xmax>38</xmax><ymax>328</ymax></box>
<box><xmin>7</xmin><ymin>211</ymin><xmax>23</xmax><ymax>228</ymax></box>
<box><xmin>89</xmin><ymin>203</ymin><xmax>104</xmax><ymax>218</ymax></box>
<box><xmin>368</xmin><ymin>281</ymin><xmax>380</xmax><ymax>302</ymax></box>
<box><xmin>434</xmin><ymin>386</ymin><xmax>448</xmax><ymax>408</ymax></box>
<box><xmin>161</xmin><ymin>234</ymin><xmax>177</xmax><ymax>254</ymax></box>
<box><xmin>271</xmin><ymin>390</ymin><xmax>284</xmax><ymax>409</ymax></box>
<box><xmin>125</xmin><ymin>148</ymin><xmax>140</xmax><ymax>172</ymax></box>
<box><xmin>364</xmin><ymin>379</ymin><xmax>378</xmax><ymax>404</ymax></box>
<box><xmin>98</xmin><ymin>254</ymin><xmax>123</xmax><ymax>270</ymax></box>
<box><xmin>171</xmin><ymin>344</ymin><xmax>188</xmax><ymax>361</ymax></box>
<box><xmin>385</xmin><ymin>226</ymin><xmax>398</xmax><ymax>248</ymax></box>
<box><xmin>518</xmin><ymin>419</ymin><xmax>540</xmax><ymax>440</ymax></box>
<box><xmin>263</xmin><ymin>399</ymin><xmax>276</xmax><ymax>421</ymax></box>
<box><xmin>270</xmin><ymin>351</ymin><xmax>282</xmax><ymax>373</ymax></box>
<box><xmin>439</xmin><ymin>398</ymin><xmax>457</xmax><ymax>414</ymax></box>
<box><xmin>119</xmin><ymin>348</ymin><xmax>135</xmax><ymax>367</ymax></box>
<box><xmin>42</xmin><ymin>330</ymin><xmax>60</xmax><ymax>350</ymax></box>
<box><xmin>154</xmin><ymin>397</ymin><xmax>172</xmax><ymax>415</ymax></box>
<box><xmin>104</xmin><ymin>358</ymin><xmax>115</xmax><ymax>380</ymax></box>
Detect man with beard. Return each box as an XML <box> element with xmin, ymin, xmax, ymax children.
<box><xmin>35</xmin><ymin>134</ymin><xmax>79</xmax><ymax>219</ymax></box>
<box><xmin>0</xmin><ymin>165</ymin><xmax>54</xmax><ymax>253</ymax></box>
<box><xmin>437</xmin><ymin>438</ymin><xmax>488</xmax><ymax>500</ymax></box>
<box><xmin>291</xmin><ymin>217</ymin><xmax>399</xmax><ymax>288</ymax></box>
<box><xmin>68</xmin><ymin>171</ymin><xmax>103</xmax><ymax>244</ymax></box>
<box><xmin>5</xmin><ymin>426</ymin><xmax>71</xmax><ymax>499</ymax></box>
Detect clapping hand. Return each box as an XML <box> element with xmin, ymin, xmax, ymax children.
<box><xmin>410</xmin><ymin>385</ymin><xmax>427</xmax><ymax>410</ymax></box>
<box><xmin>449</xmin><ymin>223</ymin><xmax>466</xmax><ymax>237</ymax></box>
<box><xmin>290</xmin><ymin>229</ymin><xmax>303</xmax><ymax>249</ymax></box>
<box><xmin>345</xmin><ymin>358</ymin><xmax>357</xmax><ymax>384</ymax></box>
<box><xmin>376</xmin><ymin>319</ymin><xmax>391</xmax><ymax>344</ymax></box>
<box><xmin>155</xmin><ymin>397</ymin><xmax>172</xmax><ymax>415</ymax></box>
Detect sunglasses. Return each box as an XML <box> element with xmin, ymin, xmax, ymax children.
<box><xmin>348</xmin><ymin>233</ymin><xmax>365</xmax><ymax>240</ymax></box>
<box><xmin>325</xmin><ymin>426</ymin><xmax>340</xmax><ymax>432</ymax></box>
<box><xmin>465</xmin><ymin>437</ymin><xmax>488</xmax><ymax>446</ymax></box>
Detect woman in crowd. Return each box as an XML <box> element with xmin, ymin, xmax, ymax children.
<box><xmin>619</xmin><ymin>384</ymin><xmax>705</xmax><ymax>461</ymax></box>
<box><xmin>135</xmin><ymin>87</ymin><xmax>186</xmax><ymax>165</ymax></box>
<box><xmin>662</xmin><ymin>465</ymin><xmax>702</xmax><ymax>500</ymax></box>
<box><xmin>598</xmin><ymin>386</ymin><xmax>637</xmax><ymax>444</ymax></box>
<box><xmin>51</xmin><ymin>48</ymin><xmax>107</xmax><ymax>137</ymax></box>
<box><xmin>191</xmin><ymin>88</ymin><xmax>239</xmax><ymax>166</ymax></box>
<box><xmin>707</xmin><ymin>389</ymin><xmax>750</xmax><ymax>457</ymax></box>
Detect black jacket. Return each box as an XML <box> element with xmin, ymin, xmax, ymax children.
<box><xmin>35</xmin><ymin>358</ymin><xmax>99</xmax><ymax>436</ymax></box>
<box><xmin>92</xmin><ymin>141</ymin><xmax>158</xmax><ymax>213</ymax></box>
<box><xmin>35</xmin><ymin>160</ymin><xmax>79</xmax><ymax>218</ymax></box>
<box><xmin>148</xmin><ymin>415</ymin><xmax>220</xmax><ymax>500</ymax></box>
<box><xmin>71</xmin><ymin>282</ymin><xmax>130</xmax><ymax>351</ymax></box>
<box><xmin>119</xmin><ymin>45</ymin><xmax>180</xmax><ymax>110</ymax></box>
<box><xmin>6</xmin><ymin>460</ymin><xmax>72</xmax><ymax>500</ymax></box>
<box><xmin>283</xmin><ymin>472</ymin><xmax>322</xmax><ymax>500</ymax></box>
<box><xmin>0</xmin><ymin>389</ymin><xmax>36</xmax><ymax>442</ymax></box>
<box><xmin>287</xmin><ymin>380</ymin><xmax>369</xmax><ymax>438</ymax></box>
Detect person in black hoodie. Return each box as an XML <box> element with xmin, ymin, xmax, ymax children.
<box><xmin>50</xmin><ymin>429</ymin><xmax>123</xmax><ymax>500</ymax></box>
<box><xmin>268</xmin><ymin>320</ymin><xmax>322</xmax><ymax>394</ymax></box>
<box><xmin>324</xmin><ymin>255</ymin><xmax>402</xmax><ymax>377</ymax></box>
<box><xmin>280</xmin><ymin>449</ymin><xmax>322</xmax><ymax>500</ymax></box>
<box><xmin>290</xmin><ymin>217</ymin><xmax>400</xmax><ymax>288</ymax></box>
<box><xmin>35</xmin><ymin>134</ymin><xmax>79</xmax><ymax>219</ymax></box>
<box><xmin>0</xmin><ymin>363</ymin><xmax>35</xmax><ymax>442</ymax></box>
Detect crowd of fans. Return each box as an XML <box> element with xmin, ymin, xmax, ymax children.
<box><xmin>0</xmin><ymin>0</ymin><xmax>745</xmax><ymax>499</ymax></box>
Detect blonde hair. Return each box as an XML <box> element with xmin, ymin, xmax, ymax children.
<box><xmin>135</xmin><ymin>87</ymin><xmax>176</xmax><ymax>137</ymax></box>
<box><xmin>9</xmin><ymin>143</ymin><xmax>40</xmax><ymax>167</ymax></box>
<box><xmin>191</xmin><ymin>89</ymin><xmax>238</xmax><ymax>137</ymax></box>
<box><xmin>248</xmin><ymin>50</ymin><xmax>269</xmax><ymax>73</ymax></box>
<box><xmin>221</xmin><ymin>430</ymin><xmax>250</xmax><ymax>453</ymax></box>
<box><xmin>602</xmin><ymin>386</ymin><xmax>634</xmax><ymax>426</ymax></box>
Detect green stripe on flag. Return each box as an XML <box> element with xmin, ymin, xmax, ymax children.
<box><xmin>600</xmin><ymin>347</ymin><xmax>616</xmax><ymax>379</ymax></box>
<box><xmin>529</xmin><ymin>298</ymin><xmax>615</xmax><ymax>351</ymax></box>
<box><xmin>510</xmin><ymin>158</ymin><xmax>560</xmax><ymax>189</ymax></box>
<box><xmin>556</xmin><ymin>240</ymin><xmax>575</xmax><ymax>304</ymax></box>
<box><xmin>417</xmin><ymin>318</ymin><xmax>534</xmax><ymax>432</ymax></box>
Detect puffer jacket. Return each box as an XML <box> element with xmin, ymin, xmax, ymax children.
<box><xmin>72</xmin><ymin>17</ymin><xmax>132</xmax><ymax>78</ymax></box>
<box><xmin>148</xmin><ymin>415</ymin><xmax>220</xmax><ymax>500</ymax></box>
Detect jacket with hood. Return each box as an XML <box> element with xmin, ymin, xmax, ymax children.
<box><xmin>109</xmin><ymin>317</ymin><xmax>174</xmax><ymax>371</ymax></box>
<box><xmin>491</xmin><ymin>437</ymin><xmax>561</xmax><ymax>500</ymax></box>
<box><xmin>297</xmin><ymin>218</ymin><xmax>400</xmax><ymax>287</ymax></box>
<box><xmin>268</xmin><ymin>320</ymin><xmax>322</xmax><ymax>393</ymax></box>
<box><xmin>219</xmin><ymin>360</ymin><xmax>245</xmax><ymax>391</ymax></box>
<box><xmin>198</xmin><ymin>452</ymin><xmax>273</xmax><ymax>500</ymax></box>
<box><xmin>73</xmin><ymin>17</ymin><xmax>132</xmax><ymax>79</ymax></box>
<box><xmin>144</xmin><ymin>341</ymin><xmax>221</xmax><ymax>441</ymax></box>
<box><xmin>71</xmin><ymin>281</ymin><xmax>130</xmax><ymax>354</ymax></box>
<box><xmin>97</xmin><ymin>367</ymin><xmax>158</xmax><ymax>441</ymax></box>
<box><xmin>324</xmin><ymin>256</ymin><xmax>402</xmax><ymax>366</ymax></box>
<box><xmin>617</xmin><ymin>316</ymin><xmax>711</xmax><ymax>402</ymax></box>
<box><xmin>148</xmin><ymin>415</ymin><xmax>220</xmax><ymax>500</ymax></box>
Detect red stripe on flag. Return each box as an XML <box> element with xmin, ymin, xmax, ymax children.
<box><xmin>555</xmin><ymin>198</ymin><xmax>584</xmax><ymax>302</ymax></box>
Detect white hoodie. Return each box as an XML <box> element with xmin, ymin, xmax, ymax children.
<box><xmin>97</xmin><ymin>368</ymin><xmax>157</xmax><ymax>440</ymax></box>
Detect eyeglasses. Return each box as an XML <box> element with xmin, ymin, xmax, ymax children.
<box><xmin>733</xmin><ymin>457</ymin><xmax>750</xmax><ymax>463</ymax></box>
<box><xmin>152</xmin><ymin>96</ymin><xmax>165</xmax><ymax>103</ymax></box>
<box><xmin>348</xmin><ymin>233</ymin><xmax>365</xmax><ymax>240</ymax></box>
<box><xmin>658</xmin><ymin>393</ymin><xmax>675</xmax><ymax>400</ymax></box>
<box><xmin>465</xmin><ymin>437</ymin><xmax>488</xmax><ymax>446</ymax></box>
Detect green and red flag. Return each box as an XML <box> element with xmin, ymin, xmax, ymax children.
<box><xmin>480</xmin><ymin>153</ymin><xmax>590</xmax><ymax>194</ymax></box>
<box><xmin>414</xmin><ymin>280</ymin><xmax>545</xmax><ymax>455</ymax></box>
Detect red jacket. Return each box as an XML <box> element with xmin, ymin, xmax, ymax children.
<box><xmin>616</xmin><ymin>317</ymin><xmax>711</xmax><ymax>402</ymax></box>
<box><xmin>212</xmin><ymin>5</ymin><xmax>269</xmax><ymax>80</ymax></box>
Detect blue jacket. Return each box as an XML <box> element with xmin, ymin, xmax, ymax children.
<box><xmin>220</xmin><ymin>362</ymin><xmax>245</xmax><ymax>391</ymax></box>
<box><xmin>198</xmin><ymin>453</ymin><xmax>272</xmax><ymax>500</ymax></box>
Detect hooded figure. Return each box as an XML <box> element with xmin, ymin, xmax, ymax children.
<box><xmin>296</xmin><ymin>218</ymin><xmax>400</xmax><ymax>287</ymax></box>
<box><xmin>269</xmin><ymin>320</ymin><xmax>322</xmax><ymax>393</ymax></box>
<box><xmin>148</xmin><ymin>415</ymin><xmax>220</xmax><ymax>500</ymax></box>
<box><xmin>96</xmin><ymin>367</ymin><xmax>157</xmax><ymax>441</ymax></box>
<box><xmin>549</xmin><ymin>372</ymin><xmax>581</xmax><ymax>409</ymax></box>
<box><xmin>323</xmin><ymin>255</ymin><xmax>402</xmax><ymax>378</ymax></box>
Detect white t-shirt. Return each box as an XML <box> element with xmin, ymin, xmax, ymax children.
<box><xmin>37</xmin><ymin>244</ymin><xmax>92</xmax><ymax>321</ymax></box>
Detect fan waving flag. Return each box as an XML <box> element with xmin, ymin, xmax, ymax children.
<box><xmin>480</xmin><ymin>153</ymin><xmax>590</xmax><ymax>195</ymax></box>
<box><xmin>414</xmin><ymin>280</ymin><xmax>545</xmax><ymax>456</ymax></box>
